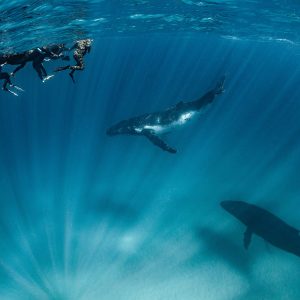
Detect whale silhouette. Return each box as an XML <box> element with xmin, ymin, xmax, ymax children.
<box><xmin>221</xmin><ymin>200</ymin><xmax>300</xmax><ymax>258</ymax></box>
<box><xmin>107</xmin><ymin>76</ymin><xmax>225</xmax><ymax>153</ymax></box>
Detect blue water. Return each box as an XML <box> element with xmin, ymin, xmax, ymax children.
<box><xmin>1</xmin><ymin>2</ymin><xmax>300</xmax><ymax>300</ymax></box>
<box><xmin>1</xmin><ymin>0</ymin><xmax>300</xmax><ymax>52</ymax></box>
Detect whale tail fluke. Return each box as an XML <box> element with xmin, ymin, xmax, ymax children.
<box><xmin>214</xmin><ymin>75</ymin><xmax>226</xmax><ymax>94</ymax></box>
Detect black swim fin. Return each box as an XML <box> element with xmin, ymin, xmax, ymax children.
<box><xmin>69</xmin><ymin>72</ymin><xmax>75</xmax><ymax>84</ymax></box>
<box><xmin>3</xmin><ymin>87</ymin><xmax>18</xmax><ymax>96</ymax></box>
<box><xmin>10</xmin><ymin>84</ymin><xmax>24</xmax><ymax>92</ymax></box>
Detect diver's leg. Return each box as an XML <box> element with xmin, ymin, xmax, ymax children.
<box><xmin>33</xmin><ymin>61</ymin><xmax>44</xmax><ymax>81</ymax></box>
<box><xmin>69</xmin><ymin>54</ymin><xmax>84</xmax><ymax>83</ymax></box>
<box><xmin>0</xmin><ymin>73</ymin><xmax>8</xmax><ymax>91</ymax></box>
<box><xmin>1</xmin><ymin>72</ymin><xmax>24</xmax><ymax>92</ymax></box>
<box><xmin>3</xmin><ymin>79</ymin><xmax>9</xmax><ymax>91</ymax></box>
<box><xmin>2</xmin><ymin>73</ymin><xmax>11</xmax><ymax>90</ymax></box>
<box><xmin>69</xmin><ymin>69</ymin><xmax>75</xmax><ymax>83</ymax></box>
<box><xmin>12</xmin><ymin>62</ymin><xmax>26</xmax><ymax>76</ymax></box>
<box><xmin>41</xmin><ymin>64</ymin><xmax>55</xmax><ymax>82</ymax></box>
<box><xmin>71</xmin><ymin>53</ymin><xmax>84</xmax><ymax>70</ymax></box>
<box><xmin>2</xmin><ymin>73</ymin><xmax>19</xmax><ymax>96</ymax></box>
<box><xmin>6</xmin><ymin>74</ymin><xmax>12</xmax><ymax>86</ymax></box>
<box><xmin>40</xmin><ymin>63</ymin><xmax>47</xmax><ymax>77</ymax></box>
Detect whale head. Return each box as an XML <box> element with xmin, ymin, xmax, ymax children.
<box><xmin>106</xmin><ymin>120</ymin><xmax>135</xmax><ymax>136</ymax></box>
<box><xmin>221</xmin><ymin>200</ymin><xmax>251</xmax><ymax>223</ymax></box>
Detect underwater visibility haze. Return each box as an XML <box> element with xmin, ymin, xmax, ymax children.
<box><xmin>1</xmin><ymin>1</ymin><xmax>300</xmax><ymax>299</ymax></box>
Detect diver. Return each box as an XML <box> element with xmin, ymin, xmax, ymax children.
<box><xmin>0</xmin><ymin>63</ymin><xmax>23</xmax><ymax>96</ymax></box>
<box><xmin>54</xmin><ymin>39</ymin><xmax>93</xmax><ymax>83</ymax></box>
<box><xmin>0</xmin><ymin>52</ymin><xmax>27</xmax><ymax>77</ymax></box>
<box><xmin>30</xmin><ymin>45</ymin><xmax>65</xmax><ymax>82</ymax></box>
<box><xmin>3</xmin><ymin>44</ymin><xmax>67</xmax><ymax>82</ymax></box>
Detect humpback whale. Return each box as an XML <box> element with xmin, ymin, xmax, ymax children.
<box><xmin>106</xmin><ymin>76</ymin><xmax>225</xmax><ymax>153</ymax></box>
<box><xmin>221</xmin><ymin>200</ymin><xmax>300</xmax><ymax>258</ymax></box>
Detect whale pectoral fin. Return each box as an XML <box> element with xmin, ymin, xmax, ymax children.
<box><xmin>243</xmin><ymin>227</ymin><xmax>253</xmax><ymax>250</ymax></box>
<box><xmin>142</xmin><ymin>130</ymin><xmax>177</xmax><ymax>154</ymax></box>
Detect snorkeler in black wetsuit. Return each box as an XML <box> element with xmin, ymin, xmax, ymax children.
<box><xmin>54</xmin><ymin>39</ymin><xmax>93</xmax><ymax>83</ymax></box>
<box><xmin>30</xmin><ymin>45</ymin><xmax>66</xmax><ymax>81</ymax></box>
<box><xmin>0</xmin><ymin>63</ymin><xmax>23</xmax><ymax>96</ymax></box>
<box><xmin>0</xmin><ymin>63</ymin><xmax>12</xmax><ymax>91</ymax></box>
<box><xmin>0</xmin><ymin>44</ymin><xmax>67</xmax><ymax>82</ymax></box>
<box><xmin>0</xmin><ymin>53</ymin><xmax>27</xmax><ymax>76</ymax></box>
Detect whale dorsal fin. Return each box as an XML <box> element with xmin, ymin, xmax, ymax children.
<box><xmin>243</xmin><ymin>227</ymin><xmax>253</xmax><ymax>250</ymax></box>
<box><xmin>141</xmin><ymin>129</ymin><xmax>177</xmax><ymax>154</ymax></box>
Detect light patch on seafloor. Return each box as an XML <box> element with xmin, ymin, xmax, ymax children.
<box><xmin>119</xmin><ymin>230</ymin><xmax>143</xmax><ymax>254</ymax></box>
<box><xmin>120</xmin><ymin>262</ymin><xmax>249</xmax><ymax>300</ymax></box>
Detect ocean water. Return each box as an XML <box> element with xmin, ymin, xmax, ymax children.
<box><xmin>1</xmin><ymin>1</ymin><xmax>300</xmax><ymax>300</ymax></box>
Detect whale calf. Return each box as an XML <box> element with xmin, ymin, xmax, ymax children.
<box><xmin>106</xmin><ymin>76</ymin><xmax>225</xmax><ymax>153</ymax></box>
<box><xmin>221</xmin><ymin>200</ymin><xmax>300</xmax><ymax>258</ymax></box>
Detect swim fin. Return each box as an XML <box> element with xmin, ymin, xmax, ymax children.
<box><xmin>11</xmin><ymin>85</ymin><xmax>24</xmax><ymax>92</ymax></box>
<box><xmin>42</xmin><ymin>75</ymin><xmax>54</xmax><ymax>83</ymax></box>
<box><xmin>4</xmin><ymin>88</ymin><xmax>18</xmax><ymax>96</ymax></box>
<box><xmin>69</xmin><ymin>72</ymin><xmax>75</xmax><ymax>84</ymax></box>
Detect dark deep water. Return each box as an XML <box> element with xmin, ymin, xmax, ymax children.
<box><xmin>1</xmin><ymin>18</ymin><xmax>300</xmax><ymax>300</ymax></box>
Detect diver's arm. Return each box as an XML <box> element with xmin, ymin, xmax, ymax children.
<box><xmin>41</xmin><ymin>47</ymin><xmax>60</xmax><ymax>59</ymax></box>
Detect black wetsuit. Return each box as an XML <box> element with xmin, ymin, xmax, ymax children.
<box><xmin>0</xmin><ymin>44</ymin><xmax>66</xmax><ymax>80</ymax></box>
<box><xmin>31</xmin><ymin>47</ymin><xmax>57</xmax><ymax>80</ymax></box>
<box><xmin>55</xmin><ymin>39</ymin><xmax>92</xmax><ymax>82</ymax></box>
<box><xmin>0</xmin><ymin>53</ymin><xmax>28</xmax><ymax>76</ymax></box>
<box><xmin>0</xmin><ymin>64</ymin><xmax>12</xmax><ymax>91</ymax></box>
